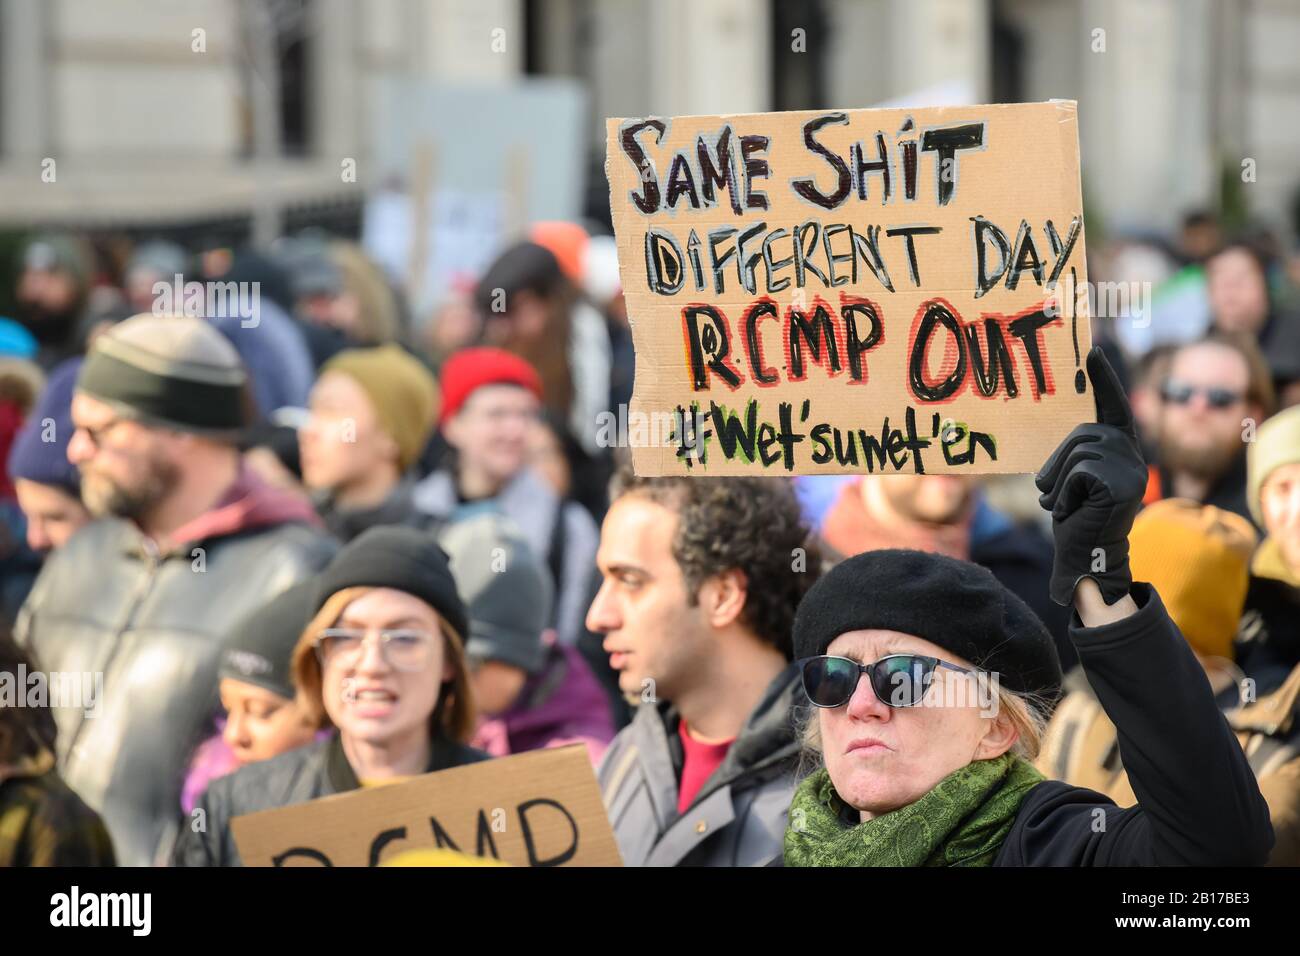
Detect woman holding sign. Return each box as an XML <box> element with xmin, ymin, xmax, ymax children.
<box><xmin>783</xmin><ymin>349</ymin><xmax>1274</xmax><ymax>866</ymax></box>
<box><xmin>173</xmin><ymin>527</ymin><xmax>489</xmax><ymax>866</ymax></box>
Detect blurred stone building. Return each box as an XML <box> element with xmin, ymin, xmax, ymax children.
<box><xmin>0</xmin><ymin>0</ymin><xmax>1295</xmax><ymax>241</ymax></box>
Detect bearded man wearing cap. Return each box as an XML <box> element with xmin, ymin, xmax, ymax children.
<box><xmin>15</xmin><ymin>234</ymin><xmax>93</xmax><ymax>371</ymax></box>
<box><xmin>14</xmin><ymin>313</ymin><xmax>336</xmax><ymax>866</ymax></box>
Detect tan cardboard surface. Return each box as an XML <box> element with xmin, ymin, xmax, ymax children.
<box><xmin>606</xmin><ymin>101</ymin><xmax>1093</xmax><ymax>475</ymax></box>
<box><xmin>231</xmin><ymin>744</ymin><xmax>623</xmax><ymax>867</ymax></box>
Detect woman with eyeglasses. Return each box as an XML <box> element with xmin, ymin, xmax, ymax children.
<box><xmin>784</xmin><ymin>350</ymin><xmax>1275</xmax><ymax>867</ymax></box>
<box><xmin>173</xmin><ymin>526</ymin><xmax>488</xmax><ymax>866</ymax></box>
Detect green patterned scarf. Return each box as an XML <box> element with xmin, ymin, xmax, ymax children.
<box><xmin>784</xmin><ymin>753</ymin><xmax>1044</xmax><ymax>867</ymax></box>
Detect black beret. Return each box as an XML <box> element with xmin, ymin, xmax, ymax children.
<box><xmin>792</xmin><ymin>549</ymin><xmax>1061</xmax><ymax>697</ymax></box>
<box><xmin>473</xmin><ymin>241</ymin><xmax>564</xmax><ymax>315</ymax></box>
<box><xmin>314</xmin><ymin>526</ymin><xmax>468</xmax><ymax>643</ymax></box>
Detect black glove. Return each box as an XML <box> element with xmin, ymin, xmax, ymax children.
<box><xmin>1035</xmin><ymin>347</ymin><xmax>1148</xmax><ymax>606</ymax></box>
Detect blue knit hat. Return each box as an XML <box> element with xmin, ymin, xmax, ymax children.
<box><xmin>8</xmin><ymin>357</ymin><xmax>82</xmax><ymax>494</ymax></box>
<box><xmin>0</xmin><ymin>317</ymin><xmax>37</xmax><ymax>359</ymax></box>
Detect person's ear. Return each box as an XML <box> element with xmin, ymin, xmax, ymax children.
<box><xmin>701</xmin><ymin>568</ymin><xmax>748</xmax><ymax>629</ymax></box>
<box><xmin>442</xmin><ymin>414</ymin><xmax>465</xmax><ymax>451</ymax></box>
<box><xmin>972</xmin><ymin>707</ymin><xmax>1020</xmax><ymax>761</ymax></box>
<box><xmin>376</xmin><ymin>428</ymin><xmax>401</xmax><ymax>466</ymax></box>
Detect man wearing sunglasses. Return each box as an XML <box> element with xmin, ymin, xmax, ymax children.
<box><xmin>589</xmin><ymin>469</ymin><xmax>821</xmax><ymax>866</ymax></box>
<box><xmin>1145</xmin><ymin>331</ymin><xmax>1274</xmax><ymax>525</ymax></box>
<box><xmin>783</xmin><ymin>348</ymin><xmax>1273</xmax><ymax>867</ymax></box>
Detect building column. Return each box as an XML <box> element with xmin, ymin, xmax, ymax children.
<box><xmin>1</xmin><ymin>0</ymin><xmax>52</xmax><ymax>162</ymax></box>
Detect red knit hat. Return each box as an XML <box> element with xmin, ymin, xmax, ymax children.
<box><xmin>439</xmin><ymin>347</ymin><xmax>543</xmax><ymax>424</ymax></box>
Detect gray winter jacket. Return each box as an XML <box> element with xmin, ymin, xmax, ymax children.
<box><xmin>597</xmin><ymin>663</ymin><xmax>803</xmax><ymax>867</ymax></box>
<box><xmin>14</xmin><ymin>490</ymin><xmax>334</xmax><ymax>867</ymax></box>
<box><xmin>412</xmin><ymin>466</ymin><xmax>598</xmax><ymax>648</ymax></box>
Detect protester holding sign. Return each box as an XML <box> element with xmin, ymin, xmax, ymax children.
<box><xmin>607</xmin><ymin>102</ymin><xmax>1096</xmax><ymax>479</ymax></box>
<box><xmin>818</xmin><ymin>474</ymin><xmax>1071</xmax><ymax>670</ymax></box>
<box><xmin>173</xmin><ymin>527</ymin><xmax>489</xmax><ymax>866</ymax></box>
<box><xmin>782</xmin><ymin>350</ymin><xmax>1274</xmax><ymax>866</ymax></box>
<box><xmin>591</xmin><ymin>470</ymin><xmax>821</xmax><ymax>866</ymax></box>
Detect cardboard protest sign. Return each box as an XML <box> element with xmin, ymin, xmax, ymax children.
<box><xmin>231</xmin><ymin>745</ymin><xmax>623</xmax><ymax>867</ymax></box>
<box><xmin>605</xmin><ymin>100</ymin><xmax>1093</xmax><ymax>476</ymax></box>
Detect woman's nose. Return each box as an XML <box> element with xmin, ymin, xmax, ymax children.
<box><xmin>845</xmin><ymin>672</ymin><xmax>891</xmax><ymax>721</ymax></box>
<box><xmin>223</xmin><ymin>712</ymin><xmax>249</xmax><ymax>747</ymax></box>
<box><xmin>355</xmin><ymin>634</ymin><xmax>391</xmax><ymax>674</ymax></box>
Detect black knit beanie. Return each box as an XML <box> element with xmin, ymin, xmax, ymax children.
<box><xmin>313</xmin><ymin>526</ymin><xmax>468</xmax><ymax>642</ymax></box>
<box><xmin>76</xmin><ymin>313</ymin><xmax>249</xmax><ymax>434</ymax></box>
<box><xmin>792</xmin><ymin>549</ymin><xmax>1062</xmax><ymax>697</ymax></box>
<box><xmin>219</xmin><ymin>581</ymin><xmax>317</xmax><ymax>700</ymax></box>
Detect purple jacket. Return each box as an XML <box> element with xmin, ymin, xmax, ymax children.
<box><xmin>472</xmin><ymin>644</ymin><xmax>615</xmax><ymax>763</ymax></box>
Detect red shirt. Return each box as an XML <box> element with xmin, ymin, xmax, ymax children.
<box><xmin>677</xmin><ymin>721</ymin><xmax>735</xmax><ymax>814</ymax></box>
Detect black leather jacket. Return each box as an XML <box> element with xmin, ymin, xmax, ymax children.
<box><xmin>172</xmin><ymin>733</ymin><xmax>490</xmax><ymax>866</ymax></box>
<box><xmin>15</xmin><ymin>515</ymin><xmax>334</xmax><ymax>866</ymax></box>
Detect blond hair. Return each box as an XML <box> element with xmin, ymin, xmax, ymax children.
<box><xmin>290</xmin><ymin>586</ymin><xmax>477</xmax><ymax>743</ymax></box>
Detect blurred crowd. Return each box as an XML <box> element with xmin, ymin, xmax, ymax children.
<box><xmin>0</xmin><ymin>207</ymin><xmax>1297</xmax><ymax>868</ymax></box>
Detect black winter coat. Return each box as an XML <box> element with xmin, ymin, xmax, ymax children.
<box><xmin>993</xmin><ymin>584</ymin><xmax>1274</xmax><ymax>865</ymax></box>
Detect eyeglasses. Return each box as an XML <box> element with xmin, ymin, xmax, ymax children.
<box><xmin>1159</xmin><ymin>380</ymin><xmax>1244</xmax><ymax>409</ymax></box>
<box><xmin>74</xmin><ymin>416</ymin><xmax>130</xmax><ymax>451</ymax></box>
<box><xmin>799</xmin><ymin>654</ymin><xmax>979</xmax><ymax>709</ymax></box>
<box><xmin>313</xmin><ymin>627</ymin><xmax>438</xmax><ymax>673</ymax></box>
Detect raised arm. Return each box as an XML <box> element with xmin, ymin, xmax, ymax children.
<box><xmin>1031</xmin><ymin>348</ymin><xmax>1272</xmax><ymax>865</ymax></box>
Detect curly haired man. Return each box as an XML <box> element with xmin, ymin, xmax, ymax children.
<box><xmin>588</xmin><ymin>466</ymin><xmax>821</xmax><ymax>866</ymax></box>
